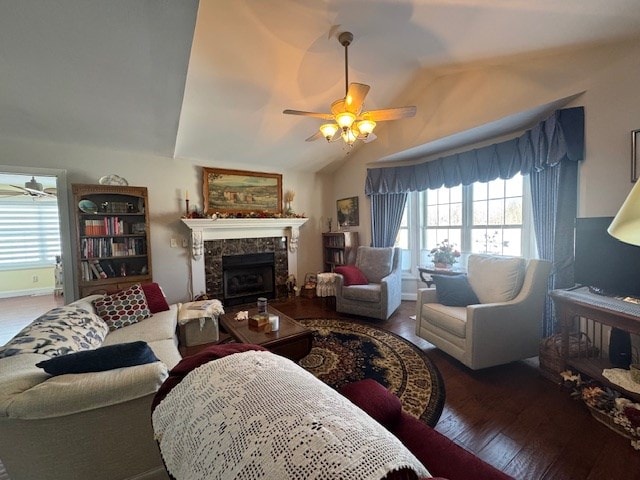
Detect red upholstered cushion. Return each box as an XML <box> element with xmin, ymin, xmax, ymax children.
<box><xmin>141</xmin><ymin>283</ymin><xmax>170</xmax><ymax>313</ymax></box>
<box><xmin>394</xmin><ymin>411</ymin><xmax>513</xmax><ymax>480</ymax></box>
<box><xmin>340</xmin><ymin>379</ymin><xmax>402</xmax><ymax>429</ymax></box>
<box><xmin>335</xmin><ymin>265</ymin><xmax>369</xmax><ymax>286</ymax></box>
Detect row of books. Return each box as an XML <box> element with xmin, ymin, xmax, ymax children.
<box><xmin>324</xmin><ymin>237</ymin><xmax>346</xmax><ymax>248</ymax></box>
<box><xmin>83</xmin><ymin>218</ymin><xmax>142</xmax><ymax>236</ymax></box>
<box><xmin>81</xmin><ymin>237</ymin><xmax>145</xmax><ymax>259</ymax></box>
<box><xmin>326</xmin><ymin>250</ymin><xmax>345</xmax><ymax>264</ymax></box>
<box><xmin>80</xmin><ymin>260</ymin><xmax>116</xmax><ymax>281</ymax></box>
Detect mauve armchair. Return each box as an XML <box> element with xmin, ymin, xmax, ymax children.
<box><xmin>335</xmin><ymin>246</ymin><xmax>402</xmax><ymax>320</ymax></box>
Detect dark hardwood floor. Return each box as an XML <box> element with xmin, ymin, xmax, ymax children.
<box><xmin>2</xmin><ymin>294</ymin><xmax>639</xmax><ymax>479</ymax></box>
<box><xmin>272</xmin><ymin>296</ymin><xmax>640</xmax><ymax>480</ymax></box>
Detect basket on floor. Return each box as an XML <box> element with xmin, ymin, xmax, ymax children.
<box><xmin>539</xmin><ymin>332</ymin><xmax>599</xmax><ymax>383</ymax></box>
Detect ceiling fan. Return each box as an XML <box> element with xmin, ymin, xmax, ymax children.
<box><xmin>283</xmin><ymin>31</ymin><xmax>416</xmax><ymax>146</ymax></box>
<box><xmin>0</xmin><ymin>176</ymin><xmax>57</xmax><ymax>198</ymax></box>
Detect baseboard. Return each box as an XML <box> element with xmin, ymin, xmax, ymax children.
<box><xmin>0</xmin><ymin>287</ymin><xmax>54</xmax><ymax>299</ymax></box>
<box><xmin>402</xmin><ymin>292</ymin><xmax>417</xmax><ymax>301</ymax></box>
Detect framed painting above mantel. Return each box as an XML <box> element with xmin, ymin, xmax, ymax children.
<box><xmin>203</xmin><ymin>167</ymin><xmax>283</xmax><ymax>215</ymax></box>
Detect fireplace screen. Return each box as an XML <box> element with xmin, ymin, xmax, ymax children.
<box><xmin>222</xmin><ymin>252</ymin><xmax>275</xmax><ymax>306</ymax></box>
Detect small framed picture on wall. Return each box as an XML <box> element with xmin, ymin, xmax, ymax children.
<box><xmin>337</xmin><ymin>196</ymin><xmax>359</xmax><ymax>227</ymax></box>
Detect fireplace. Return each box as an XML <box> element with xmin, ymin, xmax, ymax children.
<box><xmin>222</xmin><ymin>252</ymin><xmax>275</xmax><ymax>306</ymax></box>
<box><xmin>203</xmin><ymin>236</ymin><xmax>289</xmax><ymax>305</ymax></box>
<box><xmin>181</xmin><ymin>218</ymin><xmax>309</xmax><ymax>301</ymax></box>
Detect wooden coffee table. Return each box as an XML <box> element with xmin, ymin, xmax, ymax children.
<box><xmin>219</xmin><ymin>305</ymin><xmax>313</xmax><ymax>361</ymax></box>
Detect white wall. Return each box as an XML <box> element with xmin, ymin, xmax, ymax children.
<box><xmin>3</xmin><ymin>37</ymin><xmax>638</xmax><ymax>304</ymax></box>
<box><xmin>0</xmin><ymin>138</ymin><xmax>324</xmax><ymax>304</ymax></box>
<box><xmin>329</xmin><ymin>36</ymin><xmax>640</xmax><ymax>262</ymax></box>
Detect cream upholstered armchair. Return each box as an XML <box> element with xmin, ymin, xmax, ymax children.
<box><xmin>335</xmin><ymin>246</ymin><xmax>402</xmax><ymax>321</ymax></box>
<box><xmin>416</xmin><ymin>254</ymin><xmax>552</xmax><ymax>370</ymax></box>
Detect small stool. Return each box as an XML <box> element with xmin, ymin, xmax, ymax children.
<box><xmin>316</xmin><ymin>272</ymin><xmax>339</xmax><ymax>307</ymax></box>
<box><xmin>178</xmin><ymin>300</ymin><xmax>222</xmax><ymax>347</ymax></box>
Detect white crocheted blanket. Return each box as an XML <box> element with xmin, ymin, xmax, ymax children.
<box><xmin>152</xmin><ymin>350</ymin><xmax>431</xmax><ymax>480</ymax></box>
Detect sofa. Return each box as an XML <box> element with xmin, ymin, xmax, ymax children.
<box><xmin>152</xmin><ymin>344</ymin><xmax>513</xmax><ymax>480</ymax></box>
<box><xmin>0</xmin><ymin>286</ymin><xmax>180</xmax><ymax>480</ymax></box>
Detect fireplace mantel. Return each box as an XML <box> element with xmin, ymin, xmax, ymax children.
<box><xmin>181</xmin><ymin>217</ymin><xmax>309</xmax><ymax>299</ymax></box>
<box><xmin>181</xmin><ymin>218</ymin><xmax>309</xmax><ymax>258</ymax></box>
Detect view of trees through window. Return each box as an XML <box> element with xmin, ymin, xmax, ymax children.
<box><xmin>395</xmin><ymin>174</ymin><xmax>525</xmax><ymax>270</ymax></box>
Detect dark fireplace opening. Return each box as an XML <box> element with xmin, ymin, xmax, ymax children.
<box><xmin>222</xmin><ymin>252</ymin><xmax>275</xmax><ymax>306</ymax></box>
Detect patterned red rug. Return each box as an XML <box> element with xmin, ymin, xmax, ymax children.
<box><xmin>297</xmin><ymin>318</ymin><xmax>445</xmax><ymax>427</ymax></box>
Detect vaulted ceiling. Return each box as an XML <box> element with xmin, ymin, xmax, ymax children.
<box><xmin>2</xmin><ymin>0</ymin><xmax>640</xmax><ymax>173</ymax></box>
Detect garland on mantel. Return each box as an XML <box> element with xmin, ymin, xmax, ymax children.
<box><xmin>182</xmin><ymin>210</ymin><xmax>307</xmax><ymax>220</ymax></box>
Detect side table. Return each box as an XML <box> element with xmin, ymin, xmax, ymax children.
<box><xmin>417</xmin><ymin>264</ymin><xmax>465</xmax><ymax>287</ymax></box>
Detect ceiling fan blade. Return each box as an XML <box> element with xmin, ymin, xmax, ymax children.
<box><xmin>361</xmin><ymin>132</ymin><xmax>377</xmax><ymax>143</ymax></box>
<box><xmin>283</xmin><ymin>109</ymin><xmax>333</xmax><ymax>120</ymax></box>
<box><xmin>361</xmin><ymin>106</ymin><xmax>417</xmax><ymax>122</ymax></box>
<box><xmin>345</xmin><ymin>83</ymin><xmax>370</xmax><ymax>115</ymax></box>
<box><xmin>0</xmin><ymin>184</ymin><xmax>24</xmax><ymax>196</ymax></box>
<box><xmin>305</xmin><ymin>131</ymin><xmax>324</xmax><ymax>142</ymax></box>
<box><xmin>10</xmin><ymin>185</ymin><xmax>55</xmax><ymax>197</ymax></box>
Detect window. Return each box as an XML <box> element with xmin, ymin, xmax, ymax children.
<box><xmin>0</xmin><ymin>199</ymin><xmax>61</xmax><ymax>270</ymax></box>
<box><xmin>398</xmin><ymin>173</ymin><xmax>532</xmax><ymax>272</ymax></box>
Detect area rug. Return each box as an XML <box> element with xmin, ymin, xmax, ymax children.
<box><xmin>297</xmin><ymin>318</ymin><xmax>445</xmax><ymax>427</ymax></box>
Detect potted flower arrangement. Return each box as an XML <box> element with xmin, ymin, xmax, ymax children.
<box><xmin>430</xmin><ymin>239</ymin><xmax>461</xmax><ymax>268</ymax></box>
<box><xmin>560</xmin><ymin>370</ymin><xmax>640</xmax><ymax>450</ymax></box>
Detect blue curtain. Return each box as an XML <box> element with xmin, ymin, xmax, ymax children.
<box><xmin>530</xmin><ymin>158</ymin><xmax>579</xmax><ymax>336</ymax></box>
<box><xmin>365</xmin><ymin>107</ymin><xmax>584</xmax><ymax>337</ymax></box>
<box><xmin>365</xmin><ymin>107</ymin><xmax>584</xmax><ymax>194</ymax></box>
<box><xmin>370</xmin><ymin>193</ymin><xmax>407</xmax><ymax>247</ymax></box>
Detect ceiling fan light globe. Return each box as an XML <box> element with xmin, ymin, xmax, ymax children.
<box><xmin>335</xmin><ymin>111</ymin><xmax>356</xmax><ymax>129</ymax></box>
<box><xmin>319</xmin><ymin>123</ymin><xmax>339</xmax><ymax>141</ymax></box>
<box><xmin>342</xmin><ymin>129</ymin><xmax>358</xmax><ymax>145</ymax></box>
<box><xmin>357</xmin><ymin>119</ymin><xmax>376</xmax><ymax>136</ymax></box>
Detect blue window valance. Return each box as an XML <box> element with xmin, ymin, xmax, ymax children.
<box><xmin>365</xmin><ymin>106</ymin><xmax>584</xmax><ymax>195</ymax></box>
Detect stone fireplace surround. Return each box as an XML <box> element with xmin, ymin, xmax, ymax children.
<box><xmin>207</xmin><ymin>238</ymin><xmax>286</xmax><ymax>303</ymax></box>
<box><xmin>181</xmin><ymin>218</ymin><xmax>308</xmax><ymax>300</ymax></box>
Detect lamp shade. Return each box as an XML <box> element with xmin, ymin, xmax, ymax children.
<box><xmin>319</xmin><ymin>123</ymin><xmax>338</xmax><ymax>141</ymax></box>
<box><xmin>608</xmin><ymin>180</ymin><xmax>640</xmax><ymax>246</ymax></box>
<box><xmin>335</xmin><ymin>111</ymin><xmax>356</xmax><ymax>129</ymax></box>
<box><xmin>341</xmin><ymin>128</ymin><xmax>358</xmax><ymax>145</ymax></box>
<box><xmin>357</xmin><ymin>119</ymin><xmax>376</xmax><ymax>136</ymax></box>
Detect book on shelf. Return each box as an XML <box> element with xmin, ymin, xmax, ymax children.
<box><xmin>99</xmin><ymin>260</ymin><xmax>116</xmax><ymax>277</ymax></box>
<box><xmin>90</xmin><ymin>259</ymin><xmax>107</xmax><ymax>279</ymax></box>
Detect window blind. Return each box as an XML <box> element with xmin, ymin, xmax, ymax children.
<box><xmin>0</xmin><ymin>200</ymin><xmax>61</xmax><ymax>269</ymax></box>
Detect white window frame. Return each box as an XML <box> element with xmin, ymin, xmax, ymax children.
<box><xmin>397</xmin><ymin>174</ymin><xmax>535</xmax><ymax>278</ymax></box>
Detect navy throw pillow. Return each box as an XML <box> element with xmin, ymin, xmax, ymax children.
<box><xmin>36</xmin><ymin>341</ymin><xmax>159</xmax><ymax>376</ymax></box>
<box><xmin>432</xmin><ymin>274</ymin><xmax>480</xmax><ymax>307</ymax></box>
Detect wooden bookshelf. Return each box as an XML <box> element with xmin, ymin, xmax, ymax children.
<box><xmin>322</xmin><ymin>232</ymin><xmax>358</xmax><ymax>272</ymax></box>
<box><xmin>72</xmin><ymin>184</ymin><xmax>152</xmax><ymax>298</ymax></box>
